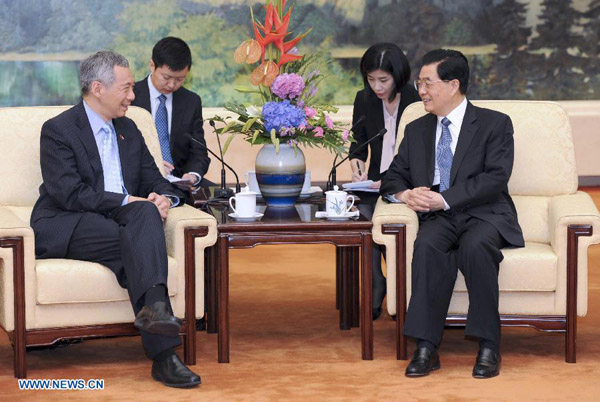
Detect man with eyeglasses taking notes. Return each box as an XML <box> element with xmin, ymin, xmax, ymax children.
<box><xmin>132</xmin><ymin>37</ymin><xmax>211</xmax><ymax>187</ymax></box>
<box><xmin>380</xmin><ymin>49</ymin><xmax>524</xmax><ymax>378</ymax></box>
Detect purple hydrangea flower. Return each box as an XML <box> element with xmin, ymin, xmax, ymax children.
<box><xmin>262</xmin><ymin>100</ymin><xmax>306</xmax><ymax>133</ymax></box>
<box><xmin>271</xmin><ymin>73</ymin><xmax>305</xmax><ymax>99</ymax></box>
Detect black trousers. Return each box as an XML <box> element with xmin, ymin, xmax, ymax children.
<box><xmin>65</xmin><ymin>201</ymin><xmax>181</xmax><ymax>358</ymax></box>
<box><xmin>403</xmin><ymin>210</ymin><xmax>507</xmax><ymax>347</ymax></box>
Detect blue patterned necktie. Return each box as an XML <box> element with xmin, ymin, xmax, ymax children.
<box><xmin>100</xmin><ymin>124</ymin><xmax>126</xmax><ymax>194</ymax></box>
<box><xmin>437</xmin><ymin>117</ymin><xmax>453</xmax><ymax>192</ymax></box>
<box><xmin>156</xmin><ymin>94</ymin><xmax>173</xmax><ymax>164</ymax></box>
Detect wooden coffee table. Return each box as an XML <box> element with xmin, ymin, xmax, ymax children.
<box><xmin>199</xmin><ymin>197</ymin><xmax>373</xmax><ymax>363</ymax></box>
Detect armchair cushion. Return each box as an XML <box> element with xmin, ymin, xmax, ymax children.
<box><xmin>36</xmin><ymin>258</ymin><xmax>178</xmax><ymax>305</ymax></box>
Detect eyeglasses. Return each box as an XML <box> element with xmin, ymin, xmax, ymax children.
<box><xmin>413</xmin><ymin>79</ymin><xmax>450</xmax><ymax>90</ymax></box>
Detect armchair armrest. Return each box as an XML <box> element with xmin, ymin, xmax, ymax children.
<box><xmin>163</xmin><ymin>204</ymin><xmax>217</xmax><ymax>328</ymax></box>
<box><xmin>371</xmin><ymin>197</ymin><xmax>419</xmax><ymax>246</ymax></box>
<box><xmin>371</xmin><ymin>197</ymin><xmax>420</xmax><ymax>318</ymax></box>
<box><xmin>0</xmin><ymin>206</ymin><xmax>36</xmax><ymax>333</ymax></box>
<box><xmin>164</xmin><ymin>204</ymin><xmax>217</xmax><ymax>256</ymax></box>
<box><xmin>549</xmin><ymin>191</ymin><xmax>600</xmax><ymax>251</ymax></box>
<box><xmin>548</xmin><ymin>191</ymin><xmax>600</xmax><ymax>317</ymax></box>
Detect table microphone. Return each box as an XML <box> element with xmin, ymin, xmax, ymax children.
<box><xmin>185</xmin><ymin>133</ymin><xmax>241</xmax><ymax>196</ymax></box>
<box><xmin>326</xmin><ymin>127</ymin><xmax>387</xmax><ymax>191</ymax></box>
<box><xmin>326</xmin><ymin>115</ymin><xmax>365</xmax><ymax>191</ymax></box>
<box><xmin>207</xmin><ymin>120</ymin><xmax>234</xmax><ymax>198</ymax></box>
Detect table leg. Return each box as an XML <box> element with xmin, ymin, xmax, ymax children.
<box><xmin>339</xmin><ymin>247</ymin><xmax>351</xmax><ymax>330</ymax></box>
<box><xmin>335</xmin><ymin>247</ymin><xmax>341</xmax><ymax>310</ymax></box>
<box><xmin>207</xmin><ymin>245</ymin><xmax>218</xmax><ymax>334</ymax></box>
<box><xmin>217</xmin><ymin>235</ymin><xmax>230</xmax><ymax>363</ymax></box>
<box><xmin>350</xmin><ymin>247</ymin><xmax>360</xmax><ymax>328</ymax></box>
<box><xmin>361</xmin><ymin>232</ymin><xmax>373</xmax><ymax>360</ymax></box>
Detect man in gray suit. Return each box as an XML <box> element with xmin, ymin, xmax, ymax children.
<box><xmin>30</xmin><ymin>51</ymin><xmax>200</xmax><ymax>388</ymax></box>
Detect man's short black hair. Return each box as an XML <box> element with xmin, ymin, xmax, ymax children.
<box><xmin>152</xmin><ymin>37</ymin><xmax>192</xmax><ymax>71</ymax></box>
<box><xmin>421</xmin><ymin>49</ymin><xmax>469</xmax><ymax>94</ymax></box>
<box><xmin>360</xmin><ymin>43</ymin><xmax>411</xmax><ymax>102</ymax></box>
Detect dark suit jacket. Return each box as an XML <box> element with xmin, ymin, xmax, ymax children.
<box><xmin>30</xmin><ymin>102</ymin><xmax>186</xmax><ymax>258</ymax></box>
<box><xmin>380</xmin><ymin>101</ymin><xmax>524</xmax><ymax>247</ymax></box>
<box><xmin>349</xmin><ymin>85</ymin><xmax>421</xmax><ymax>182</ymax></box>
<box><xmin>132</xmin><ymin>77</ymin><xmax>210</xmax><ymax>178</ymax></box>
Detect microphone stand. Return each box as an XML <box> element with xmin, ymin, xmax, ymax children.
<box><xmin>326</xmin><ymin>127</ymin><xmax>387</xmax><ymax>191</ymax></box>
<box><xmin>185</xmin><ymin>133</ymin><xmax>241</xmax><ymax>197</ymax></box>
<box><xmin>209</xmin><ymin>120</ymin><xmax>235</xmax><ymax>198</ymax></box>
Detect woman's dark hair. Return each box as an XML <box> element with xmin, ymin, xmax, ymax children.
<box><xmin>360</xmin><ymin>43</ymin><xmax>411</xmax><ymax>102</ymax></box>
<box><xmin>421</xmin><ymin>49</ymin><xmax>469</xmax><ymax>94</ymax></box>
<box><xmin>152</xmin><ymin>37</ymin><xmax>192</xmax><ymax>72</ymax></box>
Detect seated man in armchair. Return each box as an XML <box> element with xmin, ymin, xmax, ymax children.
<box><xmin>30</xmin><ymin>50</ymin><xmax>201</xmax><ymax>388</ymax></box>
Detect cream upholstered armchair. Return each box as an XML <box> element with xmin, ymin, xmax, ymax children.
<box><xmin>372</xmin><ymin>101</ymin><xmax>600</xmax><ymax>362</ymax></box>
<box><xmin>0</xmin><ymin>106</ymin><xmax>217</xmax><ymax>378</ymax></box>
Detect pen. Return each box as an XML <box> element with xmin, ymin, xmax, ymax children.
<box><xmin>356</xmin><ymin>160</ymin><xmax>363</xmax><ymax>176</ymax></box>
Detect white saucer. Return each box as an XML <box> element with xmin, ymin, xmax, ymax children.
<box><xmin>315</xmin><ymin>211</ymin><xmax>359</xmax><ymax>220</ymax></box>
<box><xmin>228</xmin><ymin>212</ymin><xmax>264</xmax><ymax>222</ymax></box>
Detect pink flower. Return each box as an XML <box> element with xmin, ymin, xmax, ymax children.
<box><xmin>304</xmin><ymin>106</ymin><xmax>316</xmax><ymax>118</ymax></box>
<box><xmin>313</xmin><ymin>126</ymin><xmax>324</xmax><ymax>137</ymax></box>
<box><xmin>325</xmin><ymin>115</ymin><xmax>334</xmax><ymax>129</ymax></box>
<box><xmin>342</xmin><ymin>130</ymin><xmax>350</xmax><ymax>142</ymax></box>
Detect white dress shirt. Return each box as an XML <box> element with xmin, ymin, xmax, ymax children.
<box><xmin>148</xmin><ymin>75</ymin><xmax>173</xmax><ymax>134</ymax></box>
<box><xmin>387</xmin><ymin>97</ymin><xmax>468</xmax><ymax>210</ymax></box>
<box><xmin>147</xmin><ymin>75</ymin><xmax>201</xmax><ymax>185</ymax></box>
<box><xmin>380</xmin><ymin>100</ymin><xmax>399</xmax><ymax>173</ymax></box>
<box><xmin>432</xmin><ymin>97</ymin><xmax>468</xmax><ymax>186</ymax></box>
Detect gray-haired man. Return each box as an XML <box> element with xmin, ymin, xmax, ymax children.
<box><xmin>30</xmin><ymin>51</ymin><xmax>201</xmax><ymax>388</ymax></box>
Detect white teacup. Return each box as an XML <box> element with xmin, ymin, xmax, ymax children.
<box><xmin>229</xmin><ymin>187</ymin><xmax>257</xmax><ymax>218</ymax></box>
<box><xmin>301</xmin><ymin>171</ymin><xmax>311</xmax><ymax>193</ymax></box>
<box><xmin>325</xmin><ymin>185</ymin><xmax>355</xmax><ymax>217</ymax></box>
<box><xmin>244</xmin><ymin>171</ymin><xmax>260</xmax><ymax>193</ymax></box>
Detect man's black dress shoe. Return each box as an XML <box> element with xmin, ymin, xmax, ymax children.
<box><xmin>152</xmin><ymin>354</ymin><xmax>201</xmax><ymax>388</ymax></box>
<box><xmin>405</xmin><ymin>347</ymin><xmax>440</xmax><ymax>377</ymax></box>
<box><xmin>472</xmin><ymin>347</ymin><xmax>501</xmax><ymax>378</ymax></box>
<box><xmin>134</xmin><ymin>301</ymin><xmax>182</xmax><ymax>337</ymax></box>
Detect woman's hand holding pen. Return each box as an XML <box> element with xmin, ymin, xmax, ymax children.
<box><xmin>350</xmin><ymin>158</ymin><xmax>368</xmax><ymax>182</ymax></box>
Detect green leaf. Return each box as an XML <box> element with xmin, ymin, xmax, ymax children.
<box><xmin>271</xmin><ymin>128</ymin><xmax>279</xmax><ymax>153</ymax></box>
<box><xmin>222</xmin><ymin>134</ymin><xmax>236</xmax><ymax>155</ymax></box>
<box><xmin>242</xmin><ymin>116</ymin><xmax>259</xmax><ymax>132</ymax></box>
<box><xmin>252</xmin><ymin>129</ymin><xmax>260</xmax><ymax>144</ymax></box>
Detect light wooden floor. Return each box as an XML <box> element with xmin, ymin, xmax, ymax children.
<box><xmin>0</xmin><ymin>189</ymin><xmax>599</xmax><ymax>400</ymax></box>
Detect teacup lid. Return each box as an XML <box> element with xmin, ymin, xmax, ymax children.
<box><xmin>325</xmin><ymin>185</ymin><xmax>345</xmax><ymax>195</ymax></box>
<box><xmin>237</xmin><ymin>185</ymin><xmax>258</xmax><ymax>195</ymax></box>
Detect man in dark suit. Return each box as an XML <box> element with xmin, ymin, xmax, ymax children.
<box><xmin>380</xmin><ymin>49</ymin><xmax>524</xmax><ymax>378</ymax></box>
<box><xmin>30</xmin><ymin>50</ymin><xmax>201</xmax><ymax>388</ymax></box>
<box><xmin>132</xmin><ymin>37</ymin><xmax>211</xmax><ymax>186</ymax></box>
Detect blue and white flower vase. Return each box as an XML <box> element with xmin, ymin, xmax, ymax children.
<box><xmin>255</xmin><ymin>144</ymin><xmax>306</xmax><ymax>207</ymax></box>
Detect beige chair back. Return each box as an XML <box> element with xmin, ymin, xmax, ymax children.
<box><xmin>395</xmin><ymin>100</ymin><xmax>578</xmax><ymax>197</ymax></box>
<box><xmin>0</xmin><ymin>105</ymin><xmax>162</xmax><ymax>209</ymax></box>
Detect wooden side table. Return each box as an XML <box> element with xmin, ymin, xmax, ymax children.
<box><xmin>202</xmin><ymin>202</ymin><xmax>373</xmax><ymax>363</ymax></box>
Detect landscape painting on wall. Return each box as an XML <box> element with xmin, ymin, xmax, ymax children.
<box><xmin>0</xmin><ymin>0</ymin><xmax>598</xmax><ymax>107</ymax></box>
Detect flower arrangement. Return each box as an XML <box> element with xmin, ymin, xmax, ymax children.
<box><xmin>211</xmin><ymin>0</ymin><xmax>352</xmax><ymax>155</ymax></box>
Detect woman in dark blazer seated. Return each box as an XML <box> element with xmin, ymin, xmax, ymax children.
<box><xmin>349</xmin><ymin>43</ymin><xmax>420</xmax><ymax>320</ymax></box>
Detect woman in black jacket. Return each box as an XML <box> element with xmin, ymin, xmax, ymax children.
<box><xmin>349</xmin><ymin>43</ymin><xmax>420</xmax><ymax>320</ymax></box>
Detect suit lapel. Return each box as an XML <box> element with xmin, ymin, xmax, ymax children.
<box><xmin>113</xmin><ymin>118</ymin><xmax>132</xmax><ymax>193</ymax></box>
<box><xmin>170</xmin><ymin>89</ymin><xmax>182</xmax><ymax>144</ymax></box>
<box><xmin>450</xmin><ymin>102</ymin><xmax>478</xmax><ymax>184</ymax></box>
<box><xmin>422</xmin><ymin>114</ymin><xmax>437</xmax><ymax>186</ymax></box>
<box><xmin>135</xmin><ymin>77</ymin><xmax>152</xmax><ymax>112</ymax></box>
<box><xmin>74</xmin><ymin>102</ymin><xmax>102</xmax><ymax>177</ymax></box>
